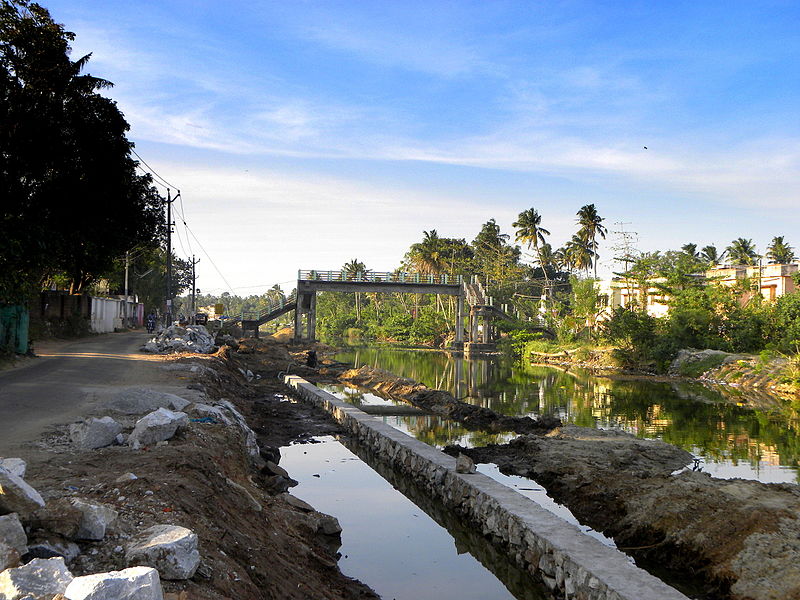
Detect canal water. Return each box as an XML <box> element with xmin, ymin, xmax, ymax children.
<box><xmin>330</xmin><ymin>346</ymin><xmax>800</xmax><ymax>484</ymax></box>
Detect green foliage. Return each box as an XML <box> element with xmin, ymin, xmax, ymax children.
<box><xmin>1</xmin><ymin>1</ymin><xmax>164</xmax><ymax>302</ymax></box>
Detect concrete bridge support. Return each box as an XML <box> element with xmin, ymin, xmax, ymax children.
<box><xmin>293</xmin><ymin>291</ymin><xmax>317</xmax><ymax>343</ymax></box>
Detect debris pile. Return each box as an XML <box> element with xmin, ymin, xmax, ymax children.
<box><xmin>141</xmin><ymin>325</ymin><xmax>215</xmax><ymax>354</ymax></box>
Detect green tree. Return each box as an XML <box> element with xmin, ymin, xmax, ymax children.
<box><xmin>725</xmin><ymin>238</ymin><xmax>759</xmax><ymax>266</ymax></box>
<box><xmin>700</xmin><ymin>245</ymin><xmax>724</xmax><ymax>266</ymax></box>
<box><xmin>0</xmin><ymin>0</ymin><xmax>163</xmax><ymax>302</ymax></box>
<box><xmin>576</xmin><ymin>204</ymin><xmax>607</xmax><ymax>278</ymax></box>
<box><xmin>766</xmin><ymin>236</ymin><xmax>795</xmax><ymax>264</ymax></box>
<box><xmin>513</xmin><ymin>208</ymin><xmax>551</xmax><ymax>286</ymax></box>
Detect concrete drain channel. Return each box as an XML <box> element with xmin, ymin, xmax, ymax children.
<box><xmin>285</xmin><ymin>375</ymin><xmax>690</xmax><ymax>600</ymax></box>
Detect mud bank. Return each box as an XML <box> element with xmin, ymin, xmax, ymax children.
<box><xmin>449</xmin><ymin>427</ymin><xmax>800</xmax><ymax>600</ymax></box>
<box><xmin>338</xmin><ymin>365</ymin><xmax>561</xmax><ymax>434</ymax></box>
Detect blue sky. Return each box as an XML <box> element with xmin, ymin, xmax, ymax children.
<box><xmin>45</xmin><ymin>0</ymin><xmax>800</xmax><ymax>294</ymax></box>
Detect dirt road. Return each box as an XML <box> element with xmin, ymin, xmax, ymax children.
<box><xmin>0</xmin><ymin>331</ymin><xmax>173</xmax><ymax>454</ymax></box>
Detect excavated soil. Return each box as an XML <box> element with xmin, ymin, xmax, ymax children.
<box><xmin>18</xmin><ymin>344</ymin><xmax>378</xmax><ymax>600</ymax></box>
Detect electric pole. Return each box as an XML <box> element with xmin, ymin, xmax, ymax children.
<box><xmin>190</xmin><ymin>255</ymin><xmax>200</xmax><ymax>324</ymax></box>
<box><xmin>165</xmin><ymin>190</ymin><xmax>177</xmax><ymax>325</ymax></box>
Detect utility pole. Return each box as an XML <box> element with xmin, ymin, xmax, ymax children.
<box><xmin>165</xmin><ymin>190</ymin><xmax>176</xmax><ymax>325</ymax></box>
<box><xmin>124</xmin><ymin>250</ymin><xmax>130</xmax><ymax>328</ymax></box>
<box><xmin>190</xmin><ymin>255</ymin><xmax>200</xmax><ymax>324</ymax></box>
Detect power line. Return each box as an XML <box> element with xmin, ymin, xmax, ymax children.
<box><xmin>183</xmin><ymin>222</ymin><xmax>235</xmax><ymax>294</ymax></box>
<box><xmin>130</xmin><ymin>147</ymin><xmax>180</xmax><ymax>190</ymax></box>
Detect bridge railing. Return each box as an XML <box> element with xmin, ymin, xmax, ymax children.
<box><xmin>298</xmin><ymin>270</ymin><xmax>464</xmax><ymax>285</ymax></box>
<box><xmin>242</xmin><ymin>298</ymin><xmax>290</xmax><ymax>321</ymax></box>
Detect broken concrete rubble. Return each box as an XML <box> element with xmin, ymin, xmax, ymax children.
<box><xmin>64</xmin><ymin>566</ymin><xmax>163</xmax><ymax>600</ymax></box>
<box><xmin>187</xmin><ymin>403</ymin><xmax>232</xmax><ymax>425</ymax></box>
<box><xmin>0</xmin><ymin>514</ymin><xmax>27</xmax><ymax>556</ymax></box>
<box><xmin>0</xmin><ymin>557</ymin><xmax>73</xmax><ymax>599</ymax></box>
<box><xmin>0</xmin><ymin>459</ymin><xmax>26</xmax><ymax>479</ymax></box>
<box><xmin>124</xmin><ymin>524</ymin><xmax>200</xmax><ymax>580</ymax></box>
<box><xmin>141</xmin><ymin>325</ymin><xmax>215</xmax><ymax>354</ymax></box>
<box><xmin>69</xmin><ymin>417</ymin><xmax>124</xmax><ymax>449</ymax></box>
<box><xmin>0</xmin><ymin>466</ymin><xmax>45</xmax><ymax>517</ymax></box>
<box><xmin>128</xmin><ymin>408</ymin><xmax>189</xmax><ymax>449</ymax></box>
<box><xmin>216</xmin><ymin>400</ymin><xmax>263</xmax><ymax>468</ymax></box>
<box><xmin>106</xmin><ymin>387</ymin><xmax>191</xmax><ymax>415</ymax></box>
<box><xmin>70</xmin><ymin>499</ymin><xmax>117</xmax><ymax>541</ymax></box>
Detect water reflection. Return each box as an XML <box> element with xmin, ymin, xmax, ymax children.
<box><xmin>333</xmin><ymin>347</ymin><xmax>800</xmax><ymax>483</ymax></box>
<box><xmin>281</xmin><ymin>436</ymin><xmax>548</xmax><ymax>600</ymax></box>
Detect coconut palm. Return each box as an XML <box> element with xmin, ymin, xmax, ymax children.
<box><xmin>513</xmin><ymin>208</ymin><xmax>551</xmax><ymax>285</ymax></box>
<box><xmin>406</xmin><ymin>230</ymin><xmax>446</xmax><ymax>275</ymax></box>
<box><xmin>576</xmin><ymin>204</ymin><xmax>607</xmax><ymax>278</ymax></box>
<box><xmin>342</xmin><ymin>259</ymin><xmax>368</xmax><ymax>321</ymax></box>
<box><xmin>564</xmin><ymin>235</ymin><xmax>594</xmax><ymax>274</ymax></box>
<box><xmin>700</xmin><ymin>245</ymin><xmax>724</xmax><ymax>266</ymax></box>
<box><xmin>766</xmin><ymin>236</ymin><xmax>795</xmax><ymax>264</ymax></box>
<box><xmin>681</xmin><ymin>243</ymin><xmax>699</xmax><ymax>258</ymax></box>
<box><xmin>725</xmin><ymin>238</ymin><xmax>759</xmax><ymax>266</ymax></box>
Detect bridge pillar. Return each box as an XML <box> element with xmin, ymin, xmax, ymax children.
<box><xmin>454</xmin><ymin>295</ymin><xmax>464</xmax><ymax>345</ymax></box>
<box><xmin>307</xmin><ymin>291</ymin><xmax>317</xmax><ymax>342</ymax></box>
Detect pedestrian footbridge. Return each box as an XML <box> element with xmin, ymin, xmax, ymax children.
<box><xmin>242</xmin><ymin>269</ymin><xmax>551</xmax><ymax>352</ymax></box>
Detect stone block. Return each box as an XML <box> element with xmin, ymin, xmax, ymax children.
<box><xmin>29</xmin><ymin>498</ymin><xmax>84</xmax><ymax>539</ymax></box>
<box><xmin>64</xmin><ymin>566</ymin><xmax>163</xmax><ymax>600</ymax></box>
<box><xmin>70</xmin><ymin>499</ymin><xmax>117</xmax><ymax>540</ymax></box>
<box><xmin>69</xmin><ymin>417</ymin><xmax>124</xmax><ymax>449</ymax></box>
<box><xmin>0</xmin><ymin>466</ymin><xmax>45</xmax><ymax>516</ymax></box>
<box><xmin>26</xmin><ymin>534</ymin><xmax>81</xmax><ymax>563</ymax></box>
<box><xmin>0</xmin><ymin>458</ymin><xmax>26</xmax><ymax>479</ymax></box>
<box><xmin>125</xmin><ymin>524</ymin><xmax>200</xmax><ymax>580</ymax></box>
<box><xmin>0</xmin><ymin>557</ymin><xmax>73</xmax><ymax>599</ymax></box>
<box><xmin>106</xmin><ymin>387</ymin><xmax>191</xmax><ymax>415</ymax></box>
<box><xmin>0</xmin><ymin>513</ymin><xmax>27</xmax><ymax>555</ymax></box>
<box><xmin>188</xmin><ymin>403</ymin><xmax>232</xmax><ymax>425</ymax></box>
<box><xmin>128</xmin><ymin>408</ymin><xmax>189</xmax><ymax>449</ymax></box>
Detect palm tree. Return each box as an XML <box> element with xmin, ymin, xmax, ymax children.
<box><xmin>564</xmin><ymin>235</ymin><xmax>594</xmax><ymax>274</ymax></box>
<box><xmin>513</xmin><ymin>208</ymin><xmax>551</xmax><ymax>286</ymax></box>
<box><xmin>576</xmin><ymin>204</ymin><xmax>607</xmax><ymax>278</ymax></box>
<box><xmin>725</xmin><ymin>238</ymin><xmax>759</xmax><ymax>266</ymax></box>
<box><xmin>406</xmin><ymin>230</ymin><xmax>445</xmax><ymax>275</ymax></box>
<box><xmin>681</xmin><ymin>243</ymin><xmax>699</xmax><ymax>258</ymax></box>
<box><xmin>700</xmin><ymin>245</ymin><xmax>724</xmax><ymax>266</ymax></box>
<box><xmin>766</xmin><ymin>236</ymin><xmax>795</xmax><ymax>264</ymax></box>
<box><xmin>342</xmin><ymin>259</ymin><xmax>367</xmax><ymax>321</ymax></box>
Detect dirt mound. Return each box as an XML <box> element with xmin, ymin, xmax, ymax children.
<box><xmin>449</xmin><ymin>426</ymin><xmax>800</xmax><ymax>600</ymax></box>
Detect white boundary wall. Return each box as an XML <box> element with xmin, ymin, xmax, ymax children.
<box><xmin>285</xmin><ymin>375</ymin><xmax>689</xmax><ymax>600</ymax></box>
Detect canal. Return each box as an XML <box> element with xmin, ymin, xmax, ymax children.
<box><xmin>329</xmin><ymin>346</ymin><xmax>800</xmax><ymax>484</ymax></box>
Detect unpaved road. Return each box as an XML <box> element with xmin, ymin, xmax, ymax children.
<box><xmin>0</xmin><ymin>331</ymin><xmax>174</xmax><ymax>453</ymax></box>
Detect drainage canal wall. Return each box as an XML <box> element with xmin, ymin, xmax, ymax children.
<box><xmin>285</xmin><ymin>375</ymin><xmax>689</xmax><ymax>600</ymax></box>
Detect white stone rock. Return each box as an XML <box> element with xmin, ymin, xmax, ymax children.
<box><xmin>0</xmin><ymin>557</ymin><xmax>73</xmax><ymax>599</ymax></box>
<box><xmin>70</xmin><ymin>499</ymin><xmax>117</xmax><ymax>540</ymax></box>
<box><xmin>64</xmin><ymin>566</ymin><xmax>163</xmax><ymax>600</ymax></box>
<box><xmin>188</xmin><ymin>403</ymin><xmax>233</xmax><ymax>425</ymax></box>
<box><xmin>116</xmin><ymin>473</ymin><xmax>138</xmax><ymax>483</ymax></box>
<box><xmin>26</xmin><ymin>536</ymin><xmax>81</xmax><ymax>562</ymax></box>
<box><xmin>455</xmin><ymin>453</ymin><xmax>477</xmax><ymax>474</ymax></box>
<box><xmin>0</xmin><ymin>466</ymin><xmax>45</xmax><ymax>516</ymax></box>
<box><xmin>106</xmin><ymin>387</ymin><xmax>191</xmax><ymax>415</ymax></box>
<box><xmin>69</xmin><ymin>417</ymin><xmax>124</xmax><ymax>449</ymax></box>
<box><xmin>0</xmin><ymin>459</ymin><xmax>26</xmax><ymax>479</ymax></box>
<box><xmin>0</xmin><ymin>513</ymin><xmax>27</xmax><ymax>555</ymax></box>
<box><xmin>217</xmin><ymin>400</ymin><xmax>263</xmax><ymax>467</ymax></box>
<box><xmin>128</xmin><ymin>408</ymin><xmax>189</xmax><ymax>449</ymax></box>
<box><xmin>125</xmin><ymin>524</ymin><xmax>200</xmax><ymax>580</ymax></box>
<box><xmin>140</xmin><ymin>325</ymin><xmax>215</xmax><ymax>354</ymax></box>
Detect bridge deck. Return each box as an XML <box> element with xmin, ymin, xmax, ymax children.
<box><xmin>298</xmin><ymin>270</ymin><xmax>463</xmax><ymax>296</ymax></box>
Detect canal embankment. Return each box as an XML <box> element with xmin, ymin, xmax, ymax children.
<box><xmin>286</xmin><ymin>374</ymin><xmax>691</xmax><ymax>600</ymax></box>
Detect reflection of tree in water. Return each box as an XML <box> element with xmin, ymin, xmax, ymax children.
<box><xmin>335</xmin><ymin>347</ymin><xmax>800</xmax><ymax>476</ymax></box>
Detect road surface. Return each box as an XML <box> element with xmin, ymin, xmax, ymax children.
<box><xmin>0</xmin><ymin>331</ymin><xmax>172</xmax><ymax>455</ymax></box>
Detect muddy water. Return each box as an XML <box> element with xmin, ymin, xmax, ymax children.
<box><xmin>332</xmin><ymin>346</ymin><xmax>800</xmax><ymax>484</ymax></box>
<box><xmin>281</xmin><ymin>435</ymin><xmax>548</xmax><ymax>600</ymax></box>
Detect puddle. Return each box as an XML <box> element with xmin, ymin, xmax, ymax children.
<box><xmin>281</xmin><ymin>436</ymin><xmax>548</xmax><ymax>600</ymax></box>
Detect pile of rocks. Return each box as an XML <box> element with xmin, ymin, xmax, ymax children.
<box><xmin>1</xmin><ymin>459</ymin><xmax>200</xmax><ymax>599</ymax></box>
<box><xmin>141</xmin><ymin>325</ymin><xmax>215</xmax><ymax>354</ymax></box>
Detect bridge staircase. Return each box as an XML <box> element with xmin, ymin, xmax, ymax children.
<box><xmin>241</xmin><ymin>294</ymin><xmax>297</xmax><ymax>337</ymax></box>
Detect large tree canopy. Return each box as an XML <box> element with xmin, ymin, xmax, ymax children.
<box><xmin>0</xmin><ymin>0</ymin><xmax>164</xmax><ymax>302</ymax></box>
